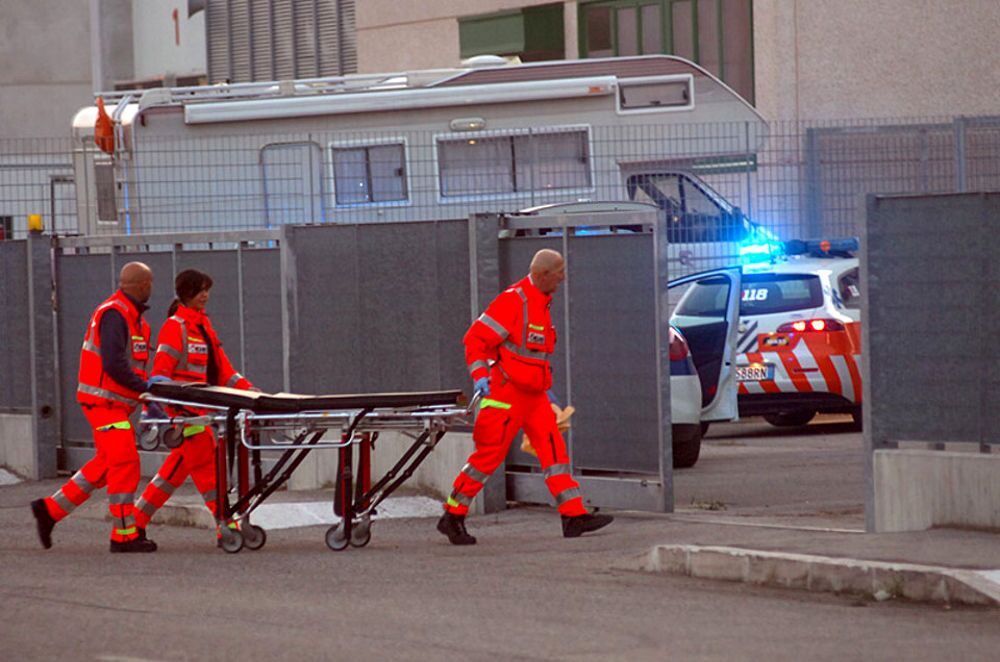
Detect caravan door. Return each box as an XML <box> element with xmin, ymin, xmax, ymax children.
<box><xmin>260</xmin><ymin>142</ymin><xmax>326</xmax><ymax>227</ymax></box>
<box><xmin>668</xmin><ymin>267</ymin><xmax>742</xmax><ymax>422</ymax></box>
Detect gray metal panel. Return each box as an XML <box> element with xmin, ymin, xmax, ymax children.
<box><xmin>284</xmin><ymin>221</ymin><xmax>469</xmax><ymax>395</ymax></box>
<box><xmin>566</xmin><ymin>234</ymin><xmax>659</xmax><ymax>473</ymax></box>
<box><xmin>56</xmin><ymin>253</ymin><xmax>116</xmax><ymax>447</ymax></box>
<box><xmin>240</xmin><ymin>248</ymin><xmax>283</xmax><ymax>391</ymax></box>
<box><xmin>26</xmin><ymin>235</ymin><xmax>58</xmax><ymax>478</ymax></box>
<box><xmin>864</xmin><ymin>193</ymin><xmax>991</xmax><ymax>448</ymax></box>
<box><xmin>0</xmin><ymin>241</ymin><xmax>31</xmax><ymax>409</ymax></box>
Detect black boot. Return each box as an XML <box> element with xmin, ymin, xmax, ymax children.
<box><xmin>30</xmin><ymin>499</ymin><xmax>55</xmax><ymax>549</ymax></box>
<box><xmin>562</xmin><ymin>512</ymin><xmax>614</xmax><ymax>538</ymax></box>
<box><xmin>110</xmin><ymin>536</ymin><xmax>158</xmax><ymax>553</ymax></box>
<box><xmin>437</xmin><ymin>511</ymin><xmax>477</xmax><ymax>545</ymax></box>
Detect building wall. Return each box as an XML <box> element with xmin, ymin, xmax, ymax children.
<box><xmin>359</xmin><ymin>0</ymin><xmax>1000</xmax><ymax>122</ymax></box>
<box><xmin>754</xmin><ymin>0</ymin><xmax>1000</xmax><ymax>121</ymax></box>
<box><xmin>357</xmin><ymin>0</ymin><xmax>576</xmax><ymax>72</ymax></box>
<box><xmin>0</xmin><ymin>1</ymin><xmax>94</xmax><ymax>138</ymax></box>
<box><xmin>132</xmin><ymin>0</ymin><xmax>206</xmax><ymax>81</ymax></box>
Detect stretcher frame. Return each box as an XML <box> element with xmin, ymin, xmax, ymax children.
<box><xmin>141</xmin><ymin>381</ymin><xmax>471</xmax><ymax>553</ymax></box>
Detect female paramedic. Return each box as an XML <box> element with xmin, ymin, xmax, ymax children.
<box><xmin>134</xmin><ymin>268</ymin><xmax>255</xmax><ymax>542</ymax></box>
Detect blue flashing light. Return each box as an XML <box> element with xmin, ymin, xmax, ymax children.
<box><xmin>739</xmin><ymin>237</ymin><xmax>784</xmax><ymax>269</ymax></box>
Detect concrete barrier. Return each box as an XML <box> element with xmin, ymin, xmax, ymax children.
<box><xmin>0</xmin><ymin>412</ymin><xmax>34</xmax><ymax>478</ymax></box>
<box><xmin>874</xmin><ymin>449</ymin><xmax>1000</xmax><ymax>532</ymax></box>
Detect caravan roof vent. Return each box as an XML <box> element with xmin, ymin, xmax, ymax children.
<box><xmin>460</xmin><ymin>55</ymin><xmax>510</xmax><ymax>68</ymax></box>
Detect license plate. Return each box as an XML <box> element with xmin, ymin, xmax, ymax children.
<box><xmin>736</xmin><ymin>364</ymin><xmax>774</xmax><ymax>382</ymax></box>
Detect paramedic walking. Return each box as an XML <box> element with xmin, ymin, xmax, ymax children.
<box><xmin>133</xmin><ymin>269</ymin><xmax>255</xmax><ymax>541</ymax></box>
<box><xmin>438</xmin><ymin>249</ymin><xmax>613</xmax><ymax>545</ymax></box>
<box><xmin>31</xmin><ymin>262</ymin><xmax>159</xmax><ymax>553</ymax></box>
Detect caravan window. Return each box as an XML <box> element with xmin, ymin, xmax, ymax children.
<box><xmin>627</xmin><ymin>173</ymin><xmax>747</xmax><ymax>243</ymax></box>
<box><xmin>618</xmin><ymin>78</ymin><xmax>692</xmax><ymax>111</ymax></box>
<box><xmin>437</xmin><ymin>129</ymin><xmax>591</xmax><ymax>197</ymax></box>
<box><xmin>332</xmin><ymin>143</ymin><xmax>408</xmax><ymax>205</ymax></box>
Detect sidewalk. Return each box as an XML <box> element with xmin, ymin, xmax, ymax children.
<box><xmin>12</xmin><ymin>472</ymin><xmax>1000</xmax><ymax>608</ymax></box>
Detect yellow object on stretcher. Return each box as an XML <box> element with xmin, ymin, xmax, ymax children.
<box><xmin>521</xmin><ymin>403</ymin><xmax>575</xmax><ymax>456</ymax></box>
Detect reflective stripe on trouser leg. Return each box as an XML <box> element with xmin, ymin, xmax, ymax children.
<box><xmin>134</xmin><ymin>451</ymin><xmax>187</xmax><ymax>529</ymax></box>
<box><xmin>46</xmin><ymin>465</ymin><xmax>107</xmax><ymax>521</ymax></box>
<box><xmin>109</xmin><ymin>493</ymin><xmax>138</xmax><ymax>542</ymax></box>
<box><xmin>183</xmin><ymin>429</ymin><xmax>219</xmax><ymax>517</ymax></box>
<box><xmin>521</xmin><ymin>396</ymin><xmax>587</xmax><ymax>516</ymax></box>
<box><xmin>444</xmin><ymin>392</ymin><xmax>522</xmax><ymax>515</ymax></box>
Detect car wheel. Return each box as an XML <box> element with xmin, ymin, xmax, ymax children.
<box><xmin>850</xmin><ymin>407</ymin><xmax>863</xmax><ymax>430</ymax></box>
<box><xmin>700</xmin><ymin>421</ymin><xmax>711</xmax><ymax>437</ymax></box>
<box><xmin>672</xmin><ymin>423</ymin><xmax>702</xmax><ymax>469</ymax></box>
<box><xmin>763</xmin><ymin>410</ymin><xmax>815</xmax><ymax>427</ymax></box>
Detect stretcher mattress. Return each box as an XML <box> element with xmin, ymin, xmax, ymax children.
<box><xmin>149</xmin><ymin>380</ymin><xmax>463</xmax><ymax>413</ymax></box>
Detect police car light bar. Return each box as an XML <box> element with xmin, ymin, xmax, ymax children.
<box><xmin>784</xmin><ymin>237</ymin><xmax>860</xmax><ymax>257</ymax></box>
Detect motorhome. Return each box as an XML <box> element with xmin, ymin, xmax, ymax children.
<box><xmin>71</xmin><ymin>54</ymin><xmax>766</xmax><ymax>264</ymax></box>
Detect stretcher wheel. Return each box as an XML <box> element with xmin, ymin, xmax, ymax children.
<box><xmin>162</xmin><ymin>426</ymin><xmax>184</xmax><ymax>449</ymax></box>
<box><xmin>242</xmin><ymin>524</ymin><xmax>267</xmax><ymax>551</ymax></box>
<box><xmin>138</xmin><ymin>424</ymin><xmax>160</xmax><ymax>451</ymax></box>
<box><xmin>350</xmin><ymin>520</ymin><xmax>371</xmax><ymax>548</ymax></box>
<box><xmin>219</xmin><ymin>527</ymin><xmax>244</xmax><ymax>554</ymax></box>
<box><xmin>325</xmin><ymin>523</ymin><xmax>349</xmax><ymax>551</ymax></box>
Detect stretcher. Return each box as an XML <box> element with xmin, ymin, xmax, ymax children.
<box><xmin>139</xmin><ymin>380</ymin><xmax>471</xmax><ymax>553</ymax></box>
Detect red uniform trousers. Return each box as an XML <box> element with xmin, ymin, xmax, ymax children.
<box><xmin>43</xmin><ymin>404</ymin><xmax>141</xmax><ymax>543</ymax></box>
<box><xmin>445</xmin><ymin>380</ymin><xmax>586</xmax><ymax>517</ymax></box>
<box><xmin>135</xmin><ymin>427</ymin><xmax>219</xmax><ymax>529</ymax></box>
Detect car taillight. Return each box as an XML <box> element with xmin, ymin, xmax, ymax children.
<box><xmin>776</xmin><ymin>318</ymin><xmax>845</xmax><ymax>333</ymax></box>
<box><xmin>669</xmin><ymin>327</ymin><xmax>690</xmax><ymax>361</ymax></box>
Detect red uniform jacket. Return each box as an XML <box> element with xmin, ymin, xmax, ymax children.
<box><xmin>464</xmin><ymin>275</ymin><xmax>556</xmax><ymax>393</ymax></box>
<box><xmin>152</xmin><ymin>304</ymin><xmax>252</xmax><ymax>390</ymax></box>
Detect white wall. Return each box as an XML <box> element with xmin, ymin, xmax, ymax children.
<box><xmin>131</xmin><ymin>0</ymin><xmax>206</xmax><ymax>80</ymax></box>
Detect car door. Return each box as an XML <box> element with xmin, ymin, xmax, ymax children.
<box><xmin>667</xmin><ymin>266</ymin><xmax>742</xmax><ymax>422</ymax></box>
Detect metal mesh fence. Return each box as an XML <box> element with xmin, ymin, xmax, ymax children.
<box><xmin>3</xmin><ymin>116</ymin><xmax>999</xmax><ymax>258</ymax></box>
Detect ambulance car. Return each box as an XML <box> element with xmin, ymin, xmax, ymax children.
<box><xmin>671</xmin><ymin>238</ymin><xmax>862</xmax><ymax>429</ymax></box>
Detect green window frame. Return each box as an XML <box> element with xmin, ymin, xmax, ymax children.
<box><xmin>578</xmin><ymin>0</ymin><xmax>754</xmax><ymax>103</ymax></box>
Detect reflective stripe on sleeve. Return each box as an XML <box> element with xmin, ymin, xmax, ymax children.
<box><xmin>477</xmin><ymin>313</ymin><xmax>508</xmax><ymax>340</ymax></box>
<box><xmin>82</xmin><ymin>340</ymin><xmax>100</xmax><ymax>354</ymax></box>
<box><xmin>157</xmin><ymin>344</ymin><xmax>181</xmax><ymax>361</ymax></box>
<box><xmin>226</xmin><ymin>373</ymin><xmax>244</xmax><ymax>387</ymax></box>
<box><xmin>467</xmin><ymin>360</ymin><xmax>490</xmax><ymax>375</ymax></box>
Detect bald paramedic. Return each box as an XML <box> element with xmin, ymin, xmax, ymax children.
<box><xmin>31</xmin><ymin>261</ymin><xmax>159</xmax><ymax>553</ymax></box>
<box><xmin>437</xmin><ymin>249</ymin><xmax>613</xmax><ymax>544</ymax></box>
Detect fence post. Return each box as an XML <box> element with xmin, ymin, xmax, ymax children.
<box><xmin>954</xmin><ymin>117</ymin><xmax>968</xmax><ymax>193</ymax></box>
<box><xmin>26</xmin><ymin>232</ymin><xmax>59</xmax><ymax>479</ymax></box>
<box><xmin>804</xmin><ymin>126</ymin><xmax>823</xmax><ymax>239</ymax></box>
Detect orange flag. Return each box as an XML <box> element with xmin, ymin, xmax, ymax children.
<box><xmin>94</xmin><ymin>97</ymin><xmax>115</xmax><ymax>154</ymax></box>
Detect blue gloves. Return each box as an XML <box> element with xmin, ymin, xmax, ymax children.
<box><xmin>547</xmin><ymin>389</ymin><xmax>561</xmax><ymax>408</ymax></box>
<box><xmin>147</xmin><ymin>375</ymin><xmax>171</xmax><ymax>389</ymax></box>
<box><xmin>473</xmin><ymin>377</ymin><xmax>491</xmax><ymax>397</ymax></box>
<box><xmin>144</xmin><ymin>401</ymin><xmax>167</xmax><ymax>420</ymax></box>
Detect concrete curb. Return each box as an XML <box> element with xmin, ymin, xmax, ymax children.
<box><xmin>640</xmin><ymin>544</ymin><xmax>1000</xmax><ymax>607</ymax></box>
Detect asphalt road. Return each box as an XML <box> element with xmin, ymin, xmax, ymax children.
<box><xmin>2</xmin><ymin>416</ymin><xmax>997</xmax><ymax>661</ymax></box>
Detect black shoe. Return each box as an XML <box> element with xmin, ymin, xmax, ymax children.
<box><xmin>437</xmin><ymin>511</ymin><xmax>477</xmax><ymax>545</ymax></box>
<box><xmin>137</xmin><ymin>527</ymin><xmax>149</xmax><ymax>541</ymax></box>
<box><xmin>30</xmin><ymin>499</ymin><xmax>55</xmax><ymax>549</ymax></box>
<box><xmin>110</xmin><ymin>537</ymin><xmax>158</xmax><ymax>553</ymax></box>
<box><xmin>562</xmin><ymin>512</ymin><xmax>614</xmax><ymax>538</ymax></box>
